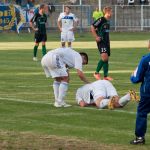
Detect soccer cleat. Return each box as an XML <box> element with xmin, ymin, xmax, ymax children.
<box><xmin>93</xmin><ymin>73</ymin><xmax>101</xmax><ymax>80</ymax></box>
<box><xmin>62</xmin><ymin>103</ymin><xmax>72</xmax><ymax>108</ymax></box>
<box><xmin>103</xmin><ymin>76</ymin><xmax>113</xmax><ymax>81</ymax></box>
<box><xmin>54</xmin><ymin>102</ymin><xmax>71</xmax><ymax>108</ymax></box>
<box><xmin>54</xmin><ymin>102</ymin><xmax>63</xmax><ymax>108</ymax></box>
<box><xmin>33</xmin><ymin>57</ymin><xmax>38</xmax><ymax>61</ymax></box>
<box><xmin>129</xmin><ymin>90</ymin><xmax>139</xmax><ymax>102</ymax></box>
<box><xmin>108</xmin><ymin>96</ymin><xmax>116</xmax><ymax>110</ymax></box>
<box><xmin>130</xmin><ymin>137</ymin><xmax>145</xmax><ymax>145</ymax></box>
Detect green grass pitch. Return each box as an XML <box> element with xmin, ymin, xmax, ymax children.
<box><xmin>0</xmin><ymin>32</ymin><xmax>150</xmax><ymax>149</ymax></box>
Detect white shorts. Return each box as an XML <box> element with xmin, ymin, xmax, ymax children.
<box><xmin>61</xmin><ymin>31</ymin><xmax>75</xmax><ymax>42</ymax></box>
<box><xmin>92</xmin><ymin>80</ymin><xmax>118</xmax><ymax>101</ymax></box>
<box><xmin>41</xmin><ymin>53</ymin><xmax>68</xmax><ymax>78</ymax></box>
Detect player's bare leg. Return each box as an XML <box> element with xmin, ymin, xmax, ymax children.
<box><xmin>33</xmin><ymin>42</ymin><xmax>39</xmax><ymax>61</ymax></box>
<box><xmin>108</xmin><ymin>92</ymin><xmax>139</xmax><ymax>110</ymax></box>
<box><xmin>68</xmin><ymin>42</ymin><xmax>72</xmax><ymax>47</ymax></box>
<box><xmin>61</xmin><ymin>42</ymin><xmax>66</xmax><ymax>47</ymax></box>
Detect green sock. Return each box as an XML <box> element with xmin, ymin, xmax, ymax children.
<box><xmin>34</xmin><ymin>45</ymin><xmax>38</xmax><ymax>57</ymax></box>
<box><xmin>42</xmin><ymin>45</ymin><xmax>47</xmax><ymax>56</ymax></box>
<box><xmin>103</xmin><ymin>61</ymin><xmax>109</xmax><ymax>77</ymax></box>
<box><xmin>96</xmin><ymin>59</ymin><xmax>104</xmax><ymax>73</ymax></box>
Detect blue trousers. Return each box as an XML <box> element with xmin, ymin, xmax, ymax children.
<box><xmin>135</xmin><ymin>96</ymin><xmax>150</xmax><ymax>137</ymax></box>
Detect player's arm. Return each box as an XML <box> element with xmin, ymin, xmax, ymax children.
<box><xmin>91</xmin><ymin>19</ymin><xmax>102</xmax><ymax>42</ymax></box>
<box><xmin>72</xmin><ymin>15</ymin><xmax>79</xmax><ymax>31</ymax></box>
<box><xmin>57</xmin><ymin>14</ymin><xmax>62</xmax><ymax>32</ymax></box>
<box><xmin>130</xmin><ymin>57</ymin><xmax>146</xmax><ymax>83</ymax></box>
<box><xmin>30</xmin><ymin>14</ymin><xmax>38</xmax><ymax>31</ymax></box>
<box><xmin>77</xmin><ymin>69</ymin><xmax>90</xmax><ymax>84</ymax></box>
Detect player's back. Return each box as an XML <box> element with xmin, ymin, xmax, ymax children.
<box><xmin>48</xmin><ymin>47</ymin><xmax>82</xmax><ymax>70</ymax></box>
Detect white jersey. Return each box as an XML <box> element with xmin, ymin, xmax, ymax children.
<box><xmin>58</xmin><ymin>12</ymin><xmax>78</xmax><ymax>32</ymax></box>
<box><xmin>76</xmin><ymin>84</ymin><xmax>94</xmax><ymax>104</ymax></box>
<box><xmin>43</xmin><ymin>47</ymin><xmax>82</xmax><ymax>71</ymax></box>
<box><xmin>76</xmin><ymin>80</ymin><xmax>118</xmax><ymax>104</ymax></box>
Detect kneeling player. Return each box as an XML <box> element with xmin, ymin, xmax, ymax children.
<box><xmin>76</xmin><ymin>80</ymin><xmax>139</xmax><ymax>109</ymax></box>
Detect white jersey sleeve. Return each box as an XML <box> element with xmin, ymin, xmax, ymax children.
<box><xmin>74</xmin><ymin>53</ymin><xmax>82</xmax><ymax>71</ymax></box>
<box><xmin>76</xmin><ymin>84</ymin><xmax>91</xmax><ymax>104</ymax></box>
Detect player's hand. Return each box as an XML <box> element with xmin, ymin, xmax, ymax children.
<box><xmin>95</xmin><ymin>36</ymin><xmax>101</xmax><ymax>42</ymax></box>
<box><xmin>69</xmin><ymin>28</ymin><xmax>75</xmax><ymax>32</ymax></box>
<box><xmin>34</xmin><ymin>28</ymin><xmax>38</xmax><ymax>31</ymax></box>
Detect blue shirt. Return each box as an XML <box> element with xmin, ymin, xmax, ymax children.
<box><xmin>130</xmin><ymin>53</ymin><xmax>150</xmax><ymax>97</ymax></box>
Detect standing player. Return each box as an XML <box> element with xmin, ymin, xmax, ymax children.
<box><xmin>41</xmin><ymin>47</ymin><xmax>89</xmax><ymax>108</ymax></box>
<box><xmin>76</xmin><ymin>80</ymin><xmax>139</xmax><ymax>109</ymax></box>
<box><xmin>130</xmin><ymin>48</ymin><xmax>150</xmax><ymax>145</ymax></box>
<box><xmin>30</xmin><ymin>4</ymin><xmax>47</xmax><ymax>61</ymax></box>
<box><xmin>57</xmin><ymin>5</ymin><xmax>78</xmax><ymax>47</ymax></box>
<box><xmin>91</xmin><ymin>6</ymin><xmax>113</xmax><ymax>81</ymax></box>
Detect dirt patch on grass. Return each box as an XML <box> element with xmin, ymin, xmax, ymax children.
<box><xmin>0</xmin><ymin>131</ymin><xmax>148</xmax><ymax>150</ymax></box>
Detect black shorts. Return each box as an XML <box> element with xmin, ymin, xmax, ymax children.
<box><xmin>97</xmin><ymin>42</ymin><xmax>110</xmax><ymax>56</ymax></box>
<box><xmin>34</xmin><ymin>33</ymin><xmax>47</xmax><ymax>43</ymax></box>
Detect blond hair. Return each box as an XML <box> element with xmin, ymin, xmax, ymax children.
<box><xmin>103</xmin><ymin>6</ymin><xmax>112</xmax><ymax>14</ymax></box>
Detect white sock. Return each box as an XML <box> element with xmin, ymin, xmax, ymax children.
<box><xmin>118</xmin><ymin>93</ymin><xmax>130</xmax><ymax>106</ymax></box>
<box><xmin>99</xmin><ymin>99</ymin><xmax>110</xmax><ymax>109</ymax></box>
<box><xmin>58</xmin><ymin>82</ymin><xmax>68</xmax><ymax>104</ymax></box>
<box><xmin>53</xmin><ymin>81</ymin><xmax>60</xmax><ymax>102</ymax></box>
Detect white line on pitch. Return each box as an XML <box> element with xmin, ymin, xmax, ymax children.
<box><xmin>0</xmin><ymin>97</ymin><xmax>136</xmax><ymax>115</ymax></box>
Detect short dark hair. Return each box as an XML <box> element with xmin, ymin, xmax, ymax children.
<box><xmin>40</xmin><ymin>4</ymin><xmax>45</xmax><ymax>10</ymax></box>
<box><xmin>80</xmin><ymin>52</ymin><xmax>88</xmax><ymax>64</ymax></box>
<box><xmin>65</xmin><ymin>5</ymin><xmax>71</xmax><ymax>9</ymax></box>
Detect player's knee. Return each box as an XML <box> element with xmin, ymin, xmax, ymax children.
<box><xmin>102</xmin><ymin>57</ymin><xmax>108</xmax><ymax>62</ymax></box>
<box><xmin>101</xmin><ymin>54</ymin><xmax>108</xmax><ymax>62</ymax></box>
<box><xmin>35</xmin><ymin>43</ymin><xmax>39</xmax><ymax>46</ymax></box>
<box><xmin>42</xmin><ymin>42</ymin><xmax>46</xmax><ymax>46</ymax></box>
<box><xmin>62</xmin><ymin>42</ymin><xmax>65</xmax><ymax>47</ymax></box>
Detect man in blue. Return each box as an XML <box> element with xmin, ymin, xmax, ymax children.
<box><xmin>130</xmin><ymin>49</ymin><xmax>150</xmax><ymax>145</ymax></box>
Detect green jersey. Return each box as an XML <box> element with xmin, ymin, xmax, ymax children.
<box><xmin>92</xmin><ymin>17</ymin><xmax>110</xmax><ymax>45</ymax></box>
<box><xmin>31</xmin><ymin>13</ymin><xmax>47</xmax><ymax>34</ymax></box>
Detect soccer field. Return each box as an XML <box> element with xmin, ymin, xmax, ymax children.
<box><xmin>0</xmin><ymin>32</ymin><xmax>150</xmax><ymax>150</ymax></box>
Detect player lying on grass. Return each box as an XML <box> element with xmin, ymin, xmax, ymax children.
<box><xmin>76</xmin><ymin>80</ymin><xmax>139</xmax><ymax>109</ymax></box>
<box><xmin>41</xmin><ymin>47</ymin><xmax>89</xmax><ymax>108</ymax></box>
